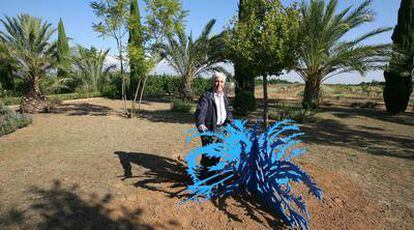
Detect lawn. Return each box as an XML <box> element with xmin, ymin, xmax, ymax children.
<box><xmin>0</xmin><ymin>97</ymin><xmax>413</xmax><ymax>229</ymax></box>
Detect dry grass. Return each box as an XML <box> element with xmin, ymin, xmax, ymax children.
<box><xmin>0</xmin><ymin>97</ymin><xmax>413</xmax><ymax>229</ymax></box>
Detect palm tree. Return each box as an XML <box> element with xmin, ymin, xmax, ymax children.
<box><xmin>72</xmin><ymin>46</ymin><xmax>115</xmax><ymax>93</ymax></box>
<box><xmin>0</xmin><ymin>14</ymin><xmax>56</xmax><ymax>112</ymax></box>
<box><xmin>157</xmin><ymin>19</ymin><xmax>227</xmax><ymax>100</ymax></box>
<box><xmin>295</xmin><ymin>0</ymin><xmax>391</xmax><ymax>109</ymax></box>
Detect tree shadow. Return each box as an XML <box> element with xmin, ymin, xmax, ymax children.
<box><xmin>302</xmin><ymin>117</ymin><xmax>414</xmax><ymax>159</ymax></box>
<box><xmin>114</xmin><ymin>151</ymin><xmax>191</xmax><ymax>198</ymax></box>
<box><xmin>138</xmin><ymin>110</ymin><xmax>194</xmax><ymax>124</ymax></box>
<box><xmin>0</xmin><ymin>180</ymin><xmax>155</xmax><ymax>229</ymax></box>
<box><xmin>50</xmin><ymin>103</ymin><xmax>113</xmax><ymax>116</ymax></box>
<box><xmin>321</xmin><ymin>106</ymin><xmax>414</xmax><ymax>127</ymax></box>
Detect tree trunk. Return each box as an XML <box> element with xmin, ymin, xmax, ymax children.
<box><xmin>131</xmin><ymin>77</ymin><xmax>142</xmax><ymax>117</ymax></box>
<box><xmin>302</xmin><ymin>77</ymin><xmax>321</xmax><ymax>110</ymax></box>
<box><xmin>235</xmin><ymin>63</ymin><xmax>255</xmax><ymax>96</ymax></box>
<box><xmin>182</xmin><ymin>76</ymin><xmax>193</xmax><ymax>101</ymax></box>
<box><xmin>263</xmin><ymin>75</ymin><xmax>268</xmax><ymax>128</ymax></box>
<box><xmin>117</xmin><ymin>39</ymin><xmax>128</xmax><ymax>116</ymax></box>
<box><xmin>138</xmin><ymin>75</ymin><xmax>149</xmax><ymax>113</ymax></box>
<box><xmin>20</xmin><ymin>77</ymin><xmax>48</xmax><ymax>113</ymax></box>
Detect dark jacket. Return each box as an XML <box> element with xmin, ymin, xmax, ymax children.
<box><xmin>195</xmin><ymin>88</ymin><xmax>233</xmax><ymax>131</ymax></box>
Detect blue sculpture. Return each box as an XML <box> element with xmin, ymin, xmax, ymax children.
<box><xmin>184</xmin><ymin>119</ymin><xmax>323</xmax><ymax>230</ymax></box>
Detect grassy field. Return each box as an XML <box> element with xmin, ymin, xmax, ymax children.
<box><xmin>0</xmin><ymin>94</ymin><xmax>413</xmax><ymax>229</ymax></box>
<box><xmin>252</xmin><ymin>83</ymin><xmax>414</xmax><ymax>110</ymax></box>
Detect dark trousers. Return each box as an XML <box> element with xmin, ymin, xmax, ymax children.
<box><xmin>200</xmin><ymin>136</ymin><xmax>221</xmax><ymax>169</ymax></box>
<box><xmin>198</xmin><ymin>136</ymin><xmax>220</xmax><ymax>180</ymax></box>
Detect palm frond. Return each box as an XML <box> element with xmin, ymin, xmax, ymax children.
<box><xmin>0</xmin><ymin>14</ymin><xmax>56</xmax><ymax>93</ymax></box>
<box><xmin>296</xmin><ymin>0</ymin><xmax>390</xmax><ymax>83</ymax></box>
<box><xmin>155</xmin><ymin>18</ymin><xmax>226</xmax><ymax>98</ymax></box>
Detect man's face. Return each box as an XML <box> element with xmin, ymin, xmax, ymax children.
<box><xmin>214</xmin><ymin>77</ymin><xmax>225</xmax><ymax>93</ymax></box>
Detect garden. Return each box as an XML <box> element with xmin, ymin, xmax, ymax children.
<box><xmin>0</xmin><ymin>0</ymin><xmax>413</xmax><ymax>229</ymax></box>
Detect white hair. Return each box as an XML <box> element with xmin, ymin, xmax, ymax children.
<box><xmin>212</xmin><ymin>71</ymin><xmax>226</xmax><ymax>82</ymax></box>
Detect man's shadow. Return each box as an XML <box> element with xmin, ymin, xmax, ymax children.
<box><xmin>114</xmin><ymin>151</ymin><xmax>191</xmax><ymax>198</ymax></box>
<box><xmin>114</xmin><ymin>151</ymin><xmax>284</xmax><ymax>228</ymax></box>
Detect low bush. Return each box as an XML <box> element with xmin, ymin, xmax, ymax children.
<box><xmin>2</xmin><ymin>92</ymin><xmax>102</xmax><ymax>106</ymax></box>
<box><xmin>143</xmin><ymin>75</ymin><xmax>181</xmax><ymax>97</ymax></box>
<box><xmin>2</xmin><ymin>96</ymin><xmax>21</xmax><ymax>106</ymax></box>
<box><xmin>170</xmin><ymin>99</ymin><xmax>194</xmax><ymax>113</ymax></box>
<box><xmin>269</xmin><ymin>103</ymin><xmax>315</xmax><ymax>123</ymax></box>
<box><xmin>101</xmin><ymin>84</ymin><xmax>120</xmax><ymax>99</ymax></box>
<box><xmin>193</xmin><ymin>78</ymin><xmax>211</xmax><ymax>96</ymax></box>
<box><xmin>0</xmin><ymin>101</ymin><xmax>32</xmax><ymax>136</ymax></box>
<box><xmin>48</xmin><ymin>92</ymin><xmax>101</xmax><ymax>101</ymax></box>
<box><xmin>142</xmin><ymin>75</ymin><xmax>211</xmax><ymax>98</ymax></box>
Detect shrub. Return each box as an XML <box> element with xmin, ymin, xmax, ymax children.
<box><xmin>101</xmin><ymin>84</ymin><xmax>120</xmax><ymax>99</ymax></box>
<box><xmin>143</xmin><ymin>75</ymin><xmax>181</xmax><ymax>97</ymax></box>
<box><xmin>3</xmin><ymin>92</ymin><xmax>102</xmax><ymax>106</ymax></box>
<box><xmin>47</xmin><ymin>92</ymin><xmax>101</xmax><ymax>101</ymax></box>
<box><xmin>0</xmin><ymin>101</ymin><xmax>32</xmax><ymax>136</ymax></box>
<box><xmin>170</xmin><ymin>99</ymin><xmax>194</xmax><ymax>112</ymax></box>
<box><xmin>103</xmin><ymin>74</ymin><xmax>213</xmax><ymax>99</ymax></box>
<box><xmin>2</xmin><ymin>96</ymin><xmax>21</xmax><ymax>106</ymax></box>
<box><xmin>269</xmin><ymin>103</ymin><xmax>315</xmax><ymax>123</ymax></box>
<box><xmin>232</xmin><ymin>91</ymin><xmax>257</xmax><ymax>116</ymax></box>
<box><xmin>193</xmin><ymin>78</ymin><xmax>211</xmax><ymax>96</ymax></box>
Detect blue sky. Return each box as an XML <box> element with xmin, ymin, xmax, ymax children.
<box><xmin>0</xmin><ymin>0</ymin><xmax>401</xmax><ymax>84</ymax></box>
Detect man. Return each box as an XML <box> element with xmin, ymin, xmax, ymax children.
<box><xmin>195</xmin><ymin>72</ymin><xmax>233</xmax><ymax>171</ymax></box>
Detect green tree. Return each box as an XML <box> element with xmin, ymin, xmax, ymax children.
<box><xmin>0</xmin><ymin>43</ymin><xmax>15</xmax><ymax>92</ymax></box>
<box><xmin>383</xmin><ymin>0</ymin><xmax>414</xmax><ymax>114</ymax></box>
<box><xmin>72</xmin><ymin>46</ymin><xmax>116</xmax><ymax>93</ymax></box>
<box><xmin>128</xmin><ymin>0</ymin><xmax>186</xmax><ymax>116</ymax></box>
<box><xmin>57</xmin><ymin>18</ymin><xmax>71</xmax><ymax>80</ymax></box>
<box><xmin>90</xmin><ymin>0</ymin><xmax>130</xmax><ymax>114</ymax></box>
<box><xmin>0</xmin><ymin>14</ymin><xmax>56</xmax><ymax>112</ymax></box>
<box><xmin>296</xmin><ymin>0</ymin><xmax>391</xmax><ymax>109</ymax></box>
<box><xmin>225</xmin><ymin>0</ymin><xmax>300</xmax><ymax>127</ymax></box>
<box><xmin>233</xmin><ymin>0</ymin><xmax>256</xmax><ymax>113</ymax></box>
<box><xmin>128</xmin><ymin>0</ymin><xmax>145</xmax><ymax>116</ymax></box>
<box><xmin>157</xmin><ymin>19</ymin><xmax>228</xmax><ymax>101</ymax></box>
<box><xmin>144</xmin><ymin>0</ymin><xmax>188</xmax><ymax>44</ymax></box>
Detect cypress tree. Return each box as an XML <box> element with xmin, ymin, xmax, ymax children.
<box><xmin>384</xmin><ymin>0</ymin><xmax>414</xmax><ymax>114</ymax></box>
<box><xmin>57</xmin><ymin>18</ymin><xmax>71</xmax><ymax>79</ymax></box>
<box><xmin>128</xmin><ymin>0</ymin><xmax>145</xmax><ymax>88</ymax></box>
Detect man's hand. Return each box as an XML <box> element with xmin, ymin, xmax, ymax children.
<box><xmin>198</xmin><ymin>124</ymin><xmax>208</xmax><ymax>132</ymax></box>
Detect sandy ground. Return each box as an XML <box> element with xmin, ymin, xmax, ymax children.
<box><xmin>0</xmin><ymin>97</ymin><xmax>413</xmax><ymax>229</ymax></box>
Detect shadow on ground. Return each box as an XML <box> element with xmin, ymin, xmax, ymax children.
<box><xmin>302</xmin><ymin>112</ymin><xmax>414</xmax><ymax>160</ymax></box>
<box><xmin>51</xmin><ymin>103</ymin><xmax>113</xmax><ymax>116</ymax></box>
<box><xmin>136</xmin><ymin>110</ymin><xmax>194</xmax><ymax>124</ymax></box>
<box><xmin>212</xmin><ymin>194</ymin><xmax>284</xmax><ymax>229</ymax></box>
<box><xmin>0</xmin><ymin>180</ymin><xmax>153</xmax><ymax>229</ymax></box>
<box><xmin>114</xmin><ymin>151</ymin><xmax>191</xmax><ymax>198</ymax></box>
<box><xmin>322</xmin><ymin>106</ymin><xmax>414</xmax><ymax>127</ymax></box>
<box><xmin>114</xmin><ymin>151</ymin><xmax>284</xmax><ymax>228</ymax></box>
<box><xmin>244</xmin><ymin>103</ymin><xmax>413</xmax><ymax>159</ymax></box>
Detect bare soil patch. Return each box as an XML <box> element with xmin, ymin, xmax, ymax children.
<box><xmin>1</xmin><ymin>97</ymin><xmax>413</xmax><ymax>229</ymax></box>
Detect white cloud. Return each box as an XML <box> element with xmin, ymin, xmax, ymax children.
<box><xmin>150</xmin><ymin>60</ymin><xmax>176</xmax><ymax>75</ymax></box>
